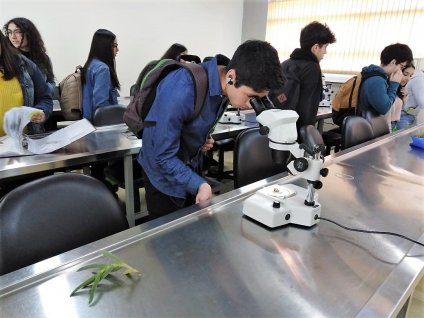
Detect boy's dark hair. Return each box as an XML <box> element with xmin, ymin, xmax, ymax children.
<box><xmin>300</xmin><ymin>21</ymin><xmax>336</xmax><ymax>50</ymax></box>
<box><xmin>226</xmin><ymin>40</ymin><xmax>284</xmax><ymax>92</ymax></box>
<box><xmin>82</xmin><ymin>29</ymin><xmax>120</xmax><ymax>89</ymax></box>
<box><xmin>380</xmin><ymin>43</ymin><xmax>413</xmax><ymax>66</ymax></box>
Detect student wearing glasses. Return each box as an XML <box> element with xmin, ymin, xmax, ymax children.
<box><xmin>0</xmin><ymin>31</ymin><xmax>52</xmax><ymax>136</ymax></box>
<box><xmin>81</xmin><ymin>29</ymin><xmax>120</xmax><ymax>121</ymax></box>
<box><xmin>4</xmin><ymin>18</ymin><xmax>55</xmax><ymax>95</ymax></box>
<box><xmin>81</xmin><ymin>29</ymin><xmax>120</xmax><ymax>192</ymax></box>
<box><xmin>358</xmin><ymin>43</ymin><xmax>413</xmax><ymax>118</ymax></box>
<box><xmin>0</xmin><ymin>31</ymin><xmax>53</xmax><ymax>196</ymax></box>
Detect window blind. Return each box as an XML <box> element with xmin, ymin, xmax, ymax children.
<box><xmin>266</xmin><ymin>0</ymin><xmax>424</xmax><ymax>73</ymax></box>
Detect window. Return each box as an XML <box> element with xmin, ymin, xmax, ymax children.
<box><xmin>266</xmin><ymin>0</ymin><xmax>424</xmax><ymax>73</ymax></box>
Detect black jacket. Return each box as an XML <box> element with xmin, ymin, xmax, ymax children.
<box><xmin>270</xmin><ymin>48</ymin><xmax>322</xmax><ymax>133</ymax></box>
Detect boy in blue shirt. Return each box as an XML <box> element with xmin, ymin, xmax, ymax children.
<box><xmin>138</xmin><ymin>40</ymin><xmax>284</xmax><ymax>220</ymax></box>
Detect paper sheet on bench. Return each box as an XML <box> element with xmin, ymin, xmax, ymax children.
<box><xmin>0</xmin><ymin>106</ymin><xmax>95</xmax><ymax>157</ymax></box>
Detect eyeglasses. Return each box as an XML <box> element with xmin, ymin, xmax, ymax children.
<box><xmin>398</xmin><ymin>62</ymin><xmax>408</xmax><ymax>71</ymax></box>
<box><xmin>6</xmin><ymin>29</ymin><xmax>23</xmax><ymax>37</ymax></box>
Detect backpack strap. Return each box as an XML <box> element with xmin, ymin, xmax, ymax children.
<box><xmin>179</xmin><ymin>62</ymin><xmax>208</xmax><ymax>123</ymax></box>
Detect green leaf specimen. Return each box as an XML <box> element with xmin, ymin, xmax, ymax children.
<box><xmin>70</xmin><ymin>250</ymin><xmax>141</xmax><ymax>304</ymax></box>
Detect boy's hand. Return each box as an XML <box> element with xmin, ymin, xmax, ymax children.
<box><xmin>196</xmin><ymin>183</ymin><xmax>212</xmax><ymax>204</ymax></box>
<box><xmin>390</xmin><ymin>68</ymin><xmax>403</xmax><ymax>83</ymax></box>
<box><xmin>30</xmin><ymin>111</ymin><xmax>45</xmax><ymax>123</ymax></box>
<box><xmin>201</xmin><ymin>136</ymin><xmax>214</xmax><ymax>152</ymax></box>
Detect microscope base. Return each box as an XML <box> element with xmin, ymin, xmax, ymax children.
<box><xmin>242</xmin><ymin>184</ymin><xmax>321</xmax><ymax>228</ymax></box>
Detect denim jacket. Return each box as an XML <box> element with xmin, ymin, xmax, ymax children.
<box><xmin>138</xmin><ymin>57</ymin><xmax>226</xmax><ymax>199</ymax></box>
<box><xmin>17</xmin><ymin>55</ymin><xmax>53</xmax><ymax>134</ymax></box>
<box><xmin>82</xmin><ymin>58</ymin><xmax>119</xmax><ymax>121</ymax></box>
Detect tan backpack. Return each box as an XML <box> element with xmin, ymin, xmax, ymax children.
<box><xmin>58</xmin><ymin>65</ymin><xmax>83</xmax><ymax>120</ymax></box>
<box><xmin>331</xmin><ymin>71</ymin><xmax>386</xmax><ymax>126</ymax></box>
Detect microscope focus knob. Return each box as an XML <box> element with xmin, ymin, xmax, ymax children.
<box><xmin>259</xmin><ymin>126</ymin><xmax>269</xmax><ymax>135</ymax></box>
<box><xmin>313</xmin><ymin>180</ymin><xmax>323</xmax><ymax>189</ymax></box>
<box><xmin>293</xmin><ymin>158</ymin><xmax>308</xmax><ymax>172</ymax></box>
<box><xmin>320</xmin><ymin>168</ymin><xmax>329</xmax><ymax>177</ymax></box>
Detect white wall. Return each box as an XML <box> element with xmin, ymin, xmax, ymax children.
<box><xmin>241</xmin><ymin>0</ymin><xmax>267</xmax><ymax>42</ymax></box>
<box><xmin>1</xmin><ymin>0</ymin><xmax>245</xmax><ymax>96</ymax></box>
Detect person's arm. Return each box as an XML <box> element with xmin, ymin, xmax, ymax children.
<box><xmin>280</xmin><ymin>62</ymin><xmax>300</xmax><ymax>111</ymax></box>
<box><xmin>297</xmin><ymin>63</ymin><xmax>321</xmax><ymax>126</ymax></box>
<box><xmin>91</xmin><ymin>64</ymin><xmax>113</xmax><ymax>109</ymax></box>
<box><xmin>364</xmin><ymin>76</ymin><xmax>399</xmax><ymax>115</ymax></box>
<box><xmin>409</xmin><ymin>75</ymin><xmax>424</xmax><ymax>109</ymax></box>
<box><xmin>144</xmin><ymin>69</ymin><xmax>207</xmax><ymax>196</ymax></box>
<box><xmin>27</xmin><ymin>59</ymin><xmax>53</xmax><ymax>120</ymax></box>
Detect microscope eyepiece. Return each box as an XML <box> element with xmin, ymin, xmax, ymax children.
<box><xmin>249</xmin><ymin>97</ymin><xmax>266</xmax><ymax>115</ymax></box>
<box><xmin>260</xmin><ymin>96</ymin><xmax>276</xmax><ymax>110</ymax></box>
<box><xmin>250</xmin><ymin>95</ymin><xmax>275</xmax><ymax>116</ymax></box>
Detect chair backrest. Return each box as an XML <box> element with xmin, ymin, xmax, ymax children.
<box><xmin>341</xmin><ymin>116</ymin><xmax>374</xmax><ymax>150</ymax></box>
<box><xmin>92</xmin><ymin>104</ymin><xmax>126</xmax><ymax>126</ymax></box>
<box><xmin>299</xmin><ymin>125</ymin><xmax>325</xmax><ymax>155</ymax></box>
<box><xmin>130</xmin><ymin>84</ymin><xmax>136</xmax><ymax>97</ymax></box>
<box><xmin>0</xmin><ymin>173</ymin><xmax>128</xmax><ymax>275</ymax></box>
<box><xmin>233</xmin><ymin>128</ymin><xmax>288</xmax><ymax>188</ymax></box>
<box><xmin>365</xmin><ymin>110</ymin><xmax>390</xmax><ymax>137</ymax></box>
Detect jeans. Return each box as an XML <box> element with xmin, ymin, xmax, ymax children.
<box><xmin>142</xmin><ymin>170</ymin><xmax>195</xmax><ymax>221</ymax></box>
<box><xmin>393</xmin><ymin>110</ymin><xmax>416</xmax><ymax>130</ymax></box>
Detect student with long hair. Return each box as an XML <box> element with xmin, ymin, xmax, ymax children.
<box><xmin>0</xmin><ymin>31</ymin><xmax>52</xmax><ymax>136</ymax></box>
<box><xmin>81</xmin><ymin>29</ymin><xmax>120</xmax><ymax>121</ymax></box>
<box><xmin>160</xmin><ymin>43</ymin><xmax>187</xmax><ymax>60</ymax></box>
<box><xmin>133</xmin><ymin>43</ymin><xmax>188</xmax><ymax>95</ymax></box>
<box><xmin>386</xmin><ymin>64</ymin><xmax>415</xmax><ymax>130</ymax></box>
<box><xmin>4</xmin><ymin>17</ymin><xmax>55</xmax><ymax>93</ymax></box>
<box><xmin>0</xmin><ymin>31</ymin><xmax>53</xmax><ymax>196</ymax></box>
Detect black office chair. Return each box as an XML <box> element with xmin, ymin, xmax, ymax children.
<box><xmin>91</xmin><ymin>104</ymin><xmax>144</xmax><ymax>211</ymax></box>
<box><xmin>209</xmin><ymin>138</ymin><xmax>235</xmax><ymax>181</ymax></box>
<box><xmin>233</xmin><ymin>128</ymin><xmax>288</xmax><ymax>188</ymax></box>
<box><xmin>365</xmin><ymin>110</ymin><xmax>390</xmax><ymax>137</ymax></box>
<box><xmin>130</xmin><ymin>84</ymin><xmax>136</xmax><ymax>97</ymax></box>
<box><xmin>92</xmin><ymin>104</ymin><xmax>127</xmax><ymax>126</ymax></box>
<box><xmin>322</xmin><ymin>127</ymin><xmax>342</xmax><ymax>155</ymax></box>
<box><xmin>179</xmin><ymin>54</ymin><xmax>201</xmax><ymax>64</ymax></box>
<box><xmin>299</xmin><ymin>125</ymin><xmax>325</xmax><ymax>155</ymax></box>
<box><xmin>92</xmin><ymin>105</ymin><xmax>144</xmax><ymax>208</ymax></box>
<box><xmin>341</xmin><ymin>116</ymin><xmax>374</xmax><ymax>150</ymax></box>
<box><xmin>0</xmin><ymin>173</ymin><xmax>128</xmax><ymax>275</ymax></box>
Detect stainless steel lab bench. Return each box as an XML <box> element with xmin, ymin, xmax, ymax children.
<box><xmin>0</xmin><ymin>124</ymin><xmax>423</xmax><ymax>317</ymax></box>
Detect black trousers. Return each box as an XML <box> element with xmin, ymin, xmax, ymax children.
<box><xmin>142</xmin><ymin>170</ymin><xmax>195</xmax><ymax>221</ymax></box>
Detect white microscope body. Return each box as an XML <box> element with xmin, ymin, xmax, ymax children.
<box><xmin>242</xmin><ymin>97</ymin><xmax>327</xmax><ymax>228</ymax></box>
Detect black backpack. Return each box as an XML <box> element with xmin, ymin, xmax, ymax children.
<box><xmin>123</xmin><ymin>59</ymin><xmax>208</xmax><ymax>138</ymax></box>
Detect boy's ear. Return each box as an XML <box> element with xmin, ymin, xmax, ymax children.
<box><xmin>226</xmin><ymin>69</ymin><xmax>236</xmax><ymax>81</ymax></box>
